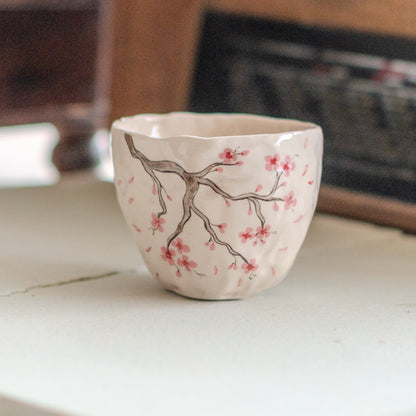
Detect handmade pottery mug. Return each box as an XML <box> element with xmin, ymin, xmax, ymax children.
<box><xmin>111</xmin><ymin>112</ymin><xmax>323</xmax><ymax>299</ymax></box>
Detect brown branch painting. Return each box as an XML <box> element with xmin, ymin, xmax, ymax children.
<box><xmin>124</xmin><ymin>133</ymin><xmax>298</xmax><ymax>278</ymax></box>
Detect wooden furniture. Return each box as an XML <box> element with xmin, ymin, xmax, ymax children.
<box><xmin>0</xmin><ymin>0</ymin><xmax>111</xmax><ymax>172</ymax></box>
<box><xmin>109</xmin><ymin>0</ymin><xmax>416</xmax><ymax>232</ymax></box>
<box><xmin>109</xmin><ymin>0</ymin><xmax>416</xmax><ymax>120</ymax></box>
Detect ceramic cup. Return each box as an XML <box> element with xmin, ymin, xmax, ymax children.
<box><xmin>111</xmin><ymin>112</ymin><xmax>323</xmax><ymax>299</ymax></box>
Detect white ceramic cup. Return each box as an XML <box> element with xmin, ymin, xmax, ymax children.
<box><xmin>111</xmin><ymin>112</ymin><xmax>323</xmax><ymax>299</ymax></box>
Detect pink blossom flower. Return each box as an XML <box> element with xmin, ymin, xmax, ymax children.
<box><xmin>279</xmin><ymin>155</ymin><xmax>296</xmax><ymax>176</ymax></box>
<box><xmin>177</xmin><ymin>255</ymin><xmax>198</xmax><ymax>271</ymax></box>
<box><xmin>228</xmin><ymin>263</ymin><xmax>238</xmax><ymax>270</ymax></box>
<box><xmin>216</xmin><ymin>167</ymin><xmax>224</xmax><ymax>173</ymax></box>
<box><xmin>173</xmin><ymin>238</ymin><xmax>190</xmax><ymax>254</ymax></box>
<box><xmin>217</xmin><ymin>223</ymin><xmax>227</xmax><ymax>233</ymax></box>
<box><xmin>273</xmin><ymin>202</ymin><xmax>279</xmax><ymax>212</ymax></box>
<box><xmin>265</xmin><ymin>153</ymin><xmax>280</xmax><ymax>171</ymax></box>
<box><xmin>210</xmin><ymin>242</ymin><xmax>215</xmax><ymax>251</ymax></box>
<box><xmin>241</xmin><ymin>150</ymin><xmax>250</xmax><ymax>156</ymax></box>
<box><xmin>239</xmin><ymin>227</ymin><xmax>254</xmax><ymax>243</ymax></box>
<box><xmin>284</xmin><ymin>191</ymin><xmax>297</xmax><ymax>210</ymax></box>
<box><xmin>219</xmin><ymin>148</ymin><xmax>237</xmax><ymax>163</ymax></box>
<box><xmin>242</xmin><ymin>258</ymin><xmax>259</xmax><ymax>274</ymax></box>
<box><xmin>256</xmin><ymin>224</ymin><xmax>271</xmax><ymax>239</ymax></box>
<box><xmin>255</xmin><ymin>184</ymin><xmax>263</xmax><ymax>192</ymax></box>
<box><xmin>151</xmin><ymin>213</ymin><xmax>165</xmax><ymax>232</ymax></box>
<box><xmin>161</xmin><ymin>246</ymin><xmax>176</xmax><ymax>265</ymax></box>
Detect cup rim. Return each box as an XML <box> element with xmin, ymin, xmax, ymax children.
<box><xmin>111</xmin><ymin>112</ymin><xmax>321</xmax><ymax>140</ymax></box>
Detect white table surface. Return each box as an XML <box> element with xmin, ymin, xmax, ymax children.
<box><xmin>1</xmin><ymin>181</ymin><xmax>415</xmax><ymax>416</ymax></box>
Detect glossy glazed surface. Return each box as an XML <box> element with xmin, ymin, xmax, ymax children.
<box><xmin>112</xmin><ymin>113</ymin><xmax>323</xmax><ymax>299</ymax></box>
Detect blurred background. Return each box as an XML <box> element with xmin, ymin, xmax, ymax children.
<box><xmin>1</xmin><ymin>0</ymin><xmax>415</xmax><ymax>230</ymax></box>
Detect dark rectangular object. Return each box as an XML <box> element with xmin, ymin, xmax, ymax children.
<box><xmin>190</xmin><ymin>12</ymin><xmax>416</xmax><ymax>204</ymax></box>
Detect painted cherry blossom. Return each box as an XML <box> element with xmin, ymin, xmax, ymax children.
<box><xmin>228</xmin><ymin>262</ymin><xmax>238</xmax><ymax>270</ymax></box>
<box><xmin>256</xmin><ymin>224</ymin><xmax>271</xmax><ymax>240</ymax></box>
<box><xmin>279</xmin><ymin>155</ymin><xmax>296</xmax><ymax>176</ymax></box>
<box><xmin>151</xmin><ymin>212</ymin><xmax>165</xmax><ymax>232</ymax></box>
<box><xmin>178</xmin><ymin>255</ymin><xmax>198</xmax><ymax>272</ymax></box>
<box><xmin>219</xmin><ymin>148</ymin><xmax>237</xmax><ymax>164</ymax></box>
<box><xmin>172</xmin><ymin>238</ymin><xmax>190</xmax><ymax>254</ymax></box>
<box><xmin>216</xmin><ymin>223</ymin><xmax>227</xmax><ymax>233</ymax></box>
<box><xmin>205</xmin><ymin>240</ymin><xmax>216</xmax><ymax>250</ymax></box>
<box><xmin>284</xmin><ymin>191</ymin><xmax>297</xmax><ymax>210</ymax></box>
<box><xmin>265</xmin><ymin>153</ymin><xmax>280</xmax><ymax>171</ymax></box>
<box><xmin>242</xmin><ymin>258</ymin><xmax>259</xmax><ymax>275</ymax></box>
<box><xmin>239</xmin><ymin>227</ymin><xmax>254</xmax><ymax>243</ymax></box>
<box><xmin>161</xmin><ymin>246</ymin><xmax>176</xmax><ymax>265</ymax></box>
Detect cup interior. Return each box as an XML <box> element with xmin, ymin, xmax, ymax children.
<box><xmin>112</xmin><ymin>112</ymin><xmax>317</xmax><ymax>139</ymax></box>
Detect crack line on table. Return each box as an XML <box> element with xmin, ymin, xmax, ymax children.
<box><xmin>0</xmin><ymin>269</ymin><xmax>134</xmax><ymax>297</ymax></box>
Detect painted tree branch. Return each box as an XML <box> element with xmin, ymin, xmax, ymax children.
<box><xmin>125</xmin><ymin>133</ymin><xmax>284</xmax><ymax>264</ymax></box>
